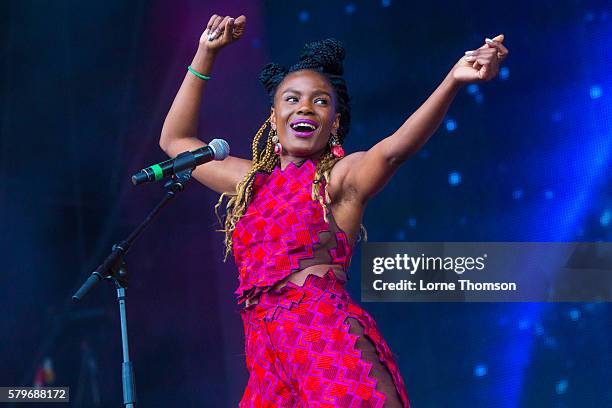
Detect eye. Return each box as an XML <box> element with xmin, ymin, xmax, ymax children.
<box><xmin>285</xmin><ymin>96</ymin><xmax>298</xmax><ymax>103</ymax></box>
<box><xmin>315</xmin><ymin>99</ymin><xmax>328</xmax><ymax>105</ymax></box>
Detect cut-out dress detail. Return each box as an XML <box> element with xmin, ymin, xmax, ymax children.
<box><xmin>233</xmin><ymin>160</ymin><xmax>410</xmax><ymax>407</ymax></box>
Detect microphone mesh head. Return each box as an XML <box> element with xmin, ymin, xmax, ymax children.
<box><xmin>208</xmin><ymin>139</ymin><xmax>230</xmax><ymax>160</ymax></box>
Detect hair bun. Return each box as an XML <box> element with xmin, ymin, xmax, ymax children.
<box><xmin>258</xmin><ymin>63</ymin><xmax>288</xmax><ymax>95</ymax></box>
<box><xmin>292</xmin><ymin>38</ymin><xmax>346</xmax><ymax>76</ymax></box>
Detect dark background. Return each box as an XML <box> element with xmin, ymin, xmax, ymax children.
<box><xmin>1</xmin><ymin>0</ymin><xmax>611</xmax><ymax>406</ymax></box>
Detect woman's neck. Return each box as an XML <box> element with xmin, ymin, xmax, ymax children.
<box><xmin>279</xmin><ymin>151</ymin><xmax>324</xmax><ymax>170</ymax></box>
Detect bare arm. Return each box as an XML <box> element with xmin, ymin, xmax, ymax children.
<box><xmin>338</xmin><ymin>36</ymin><xmax>509</xmax><ymax>203</ymax></box>
<box><xmin>159</xmin><ymin>14</ymin><xmax>251</xmax><ymax>195</ymax></box>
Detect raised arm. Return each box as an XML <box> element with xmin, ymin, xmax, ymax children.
<box><xmin>159</xmin><ymin>14</ymin><xmax>252</xmax><ymax>194</ymax></box>
<box><xmin>338</xmin><ymin>35</ymin><xmax>509</xmax><ymax>203</ymax></box>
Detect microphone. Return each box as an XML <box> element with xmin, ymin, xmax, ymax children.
<box><xmin>131</xmin><ymin>139</ymin><xmax>229</xmax><ymax>185</ymax></box>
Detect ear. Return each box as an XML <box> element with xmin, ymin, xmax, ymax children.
<box><xmin>269</xmin><ymin>107</ymin><xmax>276</xmax><ymax>130</ymax></box>
<box><xmin>332</xmin><ymin>113</ymin><xmax>340</xmax><ymax>134</ymax></box>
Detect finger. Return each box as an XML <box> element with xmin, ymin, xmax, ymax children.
<box><xmin>485</xmin><ymin>38</ymin><xmax>509</xmax><ymax>55</ymax></box>
<box><xmin>204</xmin><ymin>14</ymin><xmax>218</xmax><ymax>37</ymax></box>
<box><xmin>208</xmin><ymin>15</ymin><xmax>221</xmax><ymax>40</ymax></box>
<box><xmin>234</xmin><ymin>15</ymin><xmax>246</xmax><ymax>27</ymax></box>
<box><xmin>464</xmin><ymin>47</ymin><xmax>496</xmax><ymax>63</ymax></box>
<box><xmin>465</xmin><ymin>56</ymin><xmax>494</xmax><ymax>67</ymax></box>
<box><xmin>489</xmin><ymin>42</ymin><xmax>509</xmax><ymax>57</ymax></box>
<box><xmin>486</xmin><ymin>37</ymin><xmax>509</xmax><ymax>60</ymax></box>
<box><xmin>473</xmin><ymin>35</ymin><xmax>490</xmax><ymax>49</ymax></box>
<box><xmin>209</xmin><ymin>15</ymin><xmax>224</xmax><ymax>40</ymax></box>
<box><xmin>492</xmin><ymin>34</ymin><xmax>505</xmax><ymax>43</ymax></box>
<box><xmin>477</xmin><ymin>57</ymin><xmax>499</xmax><ymax>79</ymax></box>
<box><xmin>497</xmin><ymin>42</ymin><xmax>509</xmax><ymax>54</ymax></box>
<box><xmin>216</xmin><ymin>16</ymin><xmax>230</xmax><ymax>34</ymax></box>
<box><xmin>476</xmin><ymin>33</ymin><xmax>504</xmax><ymax>50</ymax></box>
<box><xmin>233</xmin><ymin>15</ymin><xmax>246</xmax><ymax>38</ymax></box>
<box><xmin>206</xmin><ymin>14</ymin><xmax>218</xmax><ymax>31</ymax></box>
<box><xmin>465</xmin><ymin>47</ymin><xmax>497</xmax><ymax>57</ymax></box>
<box><xmin>222</xmin><ymin>17</ymin><xmax>234</xmax><ymax>42</ymax></box>
<box><xmin>496</xmin><ymin>42</ymin><xmax>509</xmax><ymax>61</ymax></box>
<box><xmin>487</xmin><ymin>34</ymin><xmax>505</xmax><ymax>45</ymax></box>
<box><xmin>214</xmin><ymin>16</ymin><xmax>230</xmax><ymax>39</ymax></box>
<box><xmin>477</xmin><ymin>59</ymin><xmax>496</xmax><ymax>79</ymax></box>
<box><xmin>478</xmin><ymin>64</ymin><xmax>488</xmax><ymax>80</ymax></box>
<box><xmin>476</xmin><ymin>54</ymin><xmax>498</xmax><ymax>67</ymax></box>
<box><xmin>209</xmin><ymin>14</ymin><xmax>222</xmax><ymax>32</ymax></box>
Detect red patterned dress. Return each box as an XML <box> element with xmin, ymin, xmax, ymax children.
<box><xmin>233</xmin><ymin>160</ymin><xmax>410</xmax><ymax>407</ymax></box>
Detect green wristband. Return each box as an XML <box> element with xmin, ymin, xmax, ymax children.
<box><xmin>187</xmin><ymin>65</ymin><xmax>211</xmax><ymax>80</ymax></box>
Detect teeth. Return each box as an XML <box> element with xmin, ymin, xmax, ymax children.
<box><xmin>291</xmin><ymin>122</ymin><xmax>316</xmax><ymax>131</ymax></box>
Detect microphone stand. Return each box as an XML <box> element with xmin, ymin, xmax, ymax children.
<box><xmin>72</xmin><ymin>165</ymin><xmax>194</xmax><ymax>408</ymax></box>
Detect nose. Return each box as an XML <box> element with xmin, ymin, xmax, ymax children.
<box><xmin>297</xmin><ymin>101</ymin><xmax>314</xmax><ymax>115</ymax></box>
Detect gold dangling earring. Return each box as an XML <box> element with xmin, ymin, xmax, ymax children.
<box><xmin>272</xmin><ymin>128</ymin><xmax>282</xmax><ymax>155</ymax></box>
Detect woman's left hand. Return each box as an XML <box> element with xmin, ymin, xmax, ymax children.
<box><xmin>451</xmin><ymin>34</ymin><xmax>509</xmax><ymax>83</ymax></box>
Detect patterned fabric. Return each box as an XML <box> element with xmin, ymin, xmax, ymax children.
<box><xmin>232</xmin><ymin>159</ymin><xmax>410</xmax><ymax>406</ymax></box>
<box><xmin>232</xmin><ymin>160</ymin><xmax>352</xmax><ymax>304</ymax></box>
<box><xmin>239</xmin><ymin>271</ymin><xmax>410</xmax><ymax>407</ymax></box>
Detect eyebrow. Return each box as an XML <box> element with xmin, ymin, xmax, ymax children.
<box><xmin>282</xmin><ymin>88</ymin><xmax>332</xmax><ymax>98</ymax></box>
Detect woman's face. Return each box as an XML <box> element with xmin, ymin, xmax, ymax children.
<box><xmin>270</xmin><ymin>70</ymin><xmax>340</xmax><ymax>158</ymax></box>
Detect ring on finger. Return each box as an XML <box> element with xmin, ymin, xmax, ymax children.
<box><xmin>208</xmin><ymin>29</ymin><xmax>221</xmax><ymax>41</ymax></box>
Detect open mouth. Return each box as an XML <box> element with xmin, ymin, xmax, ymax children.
<box><xmin>289</xmin><ymin>120</ymin><xmax>319</xmax><ymax>138</ymax></box>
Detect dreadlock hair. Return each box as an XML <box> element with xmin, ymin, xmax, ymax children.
<box><xmin>216</xmin><ymin>38</ymin><xmax>360</xmax><ymax>260</ymax></box>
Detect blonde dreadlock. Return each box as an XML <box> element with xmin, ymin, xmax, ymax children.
<box><xmin>215</xmin><ymin>119</ymin><xmax>278</xmax><ymax>260</ymax></box>
<box><xmin>311</xmin><ymin>148</ymin><xmax>368</xmax><ymax>242</ymax></box>
<box><xmin>311</xmin><ymin>150</ymin><xmax>339</xmax><ymax>223</ymax></box>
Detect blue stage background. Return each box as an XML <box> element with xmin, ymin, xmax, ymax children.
<box><xmin>1</xmin><ymin>0</ymin><xmax>610</xmax><ymax>406</ymax></box>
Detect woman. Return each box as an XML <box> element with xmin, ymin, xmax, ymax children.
<box><xmin>159</xmin><ymin>14</ymin><xmax>508</xmax><ymax>407</ymax></box>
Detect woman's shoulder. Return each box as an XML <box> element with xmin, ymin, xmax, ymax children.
<box><xmin>330</xmin><ymin>151</ymin><xmax>366</xmax><ymax>180</ymax></box>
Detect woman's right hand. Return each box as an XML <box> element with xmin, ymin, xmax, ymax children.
<box><xmin>199</xmin><ymin>14</ymin><xmax>246</xmax><ymax>52</ymax></box>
